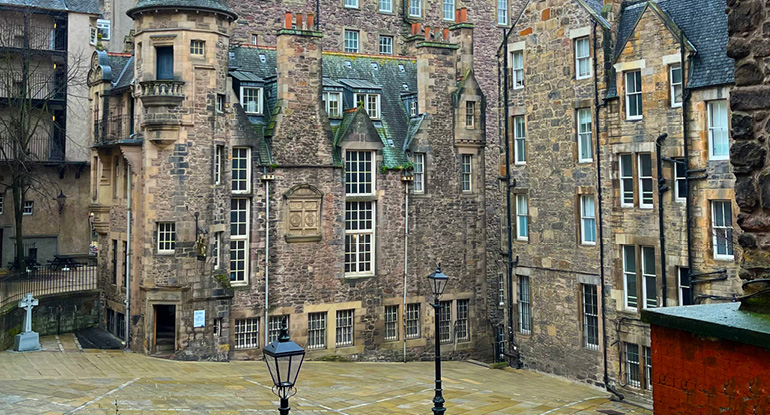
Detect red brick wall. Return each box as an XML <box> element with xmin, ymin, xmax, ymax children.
<box><xmin>651</xmin><ymin>325</ymin><xmax>770</xmax><ymax>414</ymax></box>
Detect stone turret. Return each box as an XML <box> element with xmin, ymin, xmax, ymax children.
<box><xmin>272</xmin><ymin>12</ymin><xmax>334</xmax><ymax>166</ymax></box>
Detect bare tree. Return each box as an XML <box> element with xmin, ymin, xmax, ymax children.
<box><xmin>0</xmin><ymin>8</ymin><xmax>88</xmax><ymax>273</ymax></box>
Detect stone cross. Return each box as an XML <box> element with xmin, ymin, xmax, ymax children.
<box><xmin>19</xmin><ymin>293</ymin><xmax>38</xmax><ymax>333</ymax></box>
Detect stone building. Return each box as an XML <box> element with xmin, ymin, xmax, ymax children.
<box><xmin>0</xmin><ymin>0</ymin><xmax>98</xmax><ymax>269</ymax></box>
<box><xmin>502</xmin><ymin>0</ymin><xmax>737</xmax><ymax>403</ymax></box>
<box><xmin>89</xmin><ymin>0</ymin><xmax>500</xmax><ymax>361</ymax></box>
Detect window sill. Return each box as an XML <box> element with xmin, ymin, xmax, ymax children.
<box><xmin>626</xmin><ymin>116</ymin><xmax>644</xmax><ymax>122</ymax></box>
<box><xmin>639</xmin><ymin>205</ymin><xmax>654</xmax><ymax>210</ymax></box>
<box><xmin>713</xmin><ymin>255</ymin><xmax>735</xmax><ymax>262</ymax></box>
<box><xmin>576</xmin><ymin>75</ymin><xmax>592</xmax><ymax>81</ymax></box>
<box><xmin>378</xmin><ymin>10</ymin><xmax>394</xmax><ymax>15</ymax></box>
<box><xmin>156</xmin><ymin>251</ymin><xmax>175</xmax><ymax>256</ymax></box>
<box><xmin>577</xmin><ymin>159</ymin><xmax>594</xmax><ymax>164</ymax></box>
<box><xmin>709</xmin><ymin>156</ymin><xmax>730</xmax><ymax>162</ymax></box>
<box><xmin>671</xmin><ymin>103</ymin><xmax>683</xmax><ymax>108</ymax></box>
<box><xmin>514</xmin><ymin>162</ymin><xmax>526</xmax><ymax>166</ymax></box>
<box><xmin>580</xmin><ymin>242</ymin><xmax>597</xmax><ymax>246</ymax></box>
<box><xmin>344</xmin><ymin>273</ymin><xmax>375</xmax><ymax>280</ymax></box>
<box><xmin>244</xmin><ymin>112</ymin><xmax>264</xmax><ymax>116</ymax></box>
<box><xmin>285</xmin><ymin>234</ymin><xmax>322</xmax><ymax>243</ymax></box>
<box><xmin>515</xmin><ymin>237</ymin><xmax>529</xmax><ymax>243</ymax></box>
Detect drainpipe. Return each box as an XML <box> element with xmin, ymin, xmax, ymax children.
<box><xmin>403</xmin><ymin>178</ymin><xmax>409</xmax><ymax>363</ymax></box>
<box><xmin>501</xmin><ymin>28</ymin><xmax>518</xmax><ymax>367</ymax></box>
<box><xmin>124</xmin><ymin>164</ymin><xmax>131</xmax><ymax>347</ymax></box>
<box><xmin>656</xmin><ymin>134</ymin><xmax>669</xmax><ymax>308</ymax></box>
<box><xmin>591</xmin><ymin>21</ymin><xmax>616</xmax><ymax>399</ymax></box>
<box><xmin>263</xmin><ymin>166</ymin><xmax>270</xmax><ymax>347</ymax></box>
<box><xmin>680</xmin><ymin>32</ymin><xmax>695</xmax><ymax>305</ymax></box>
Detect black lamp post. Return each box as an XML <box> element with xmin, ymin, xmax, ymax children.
<box><xmin>263</xmin><ymin>319</ymin><xmax>305</xmax><ymax>415</ymax></box>
<box><xmin>428</xmin><ymin>264</ymin><xmax>449</xmax><ymax>415</ymax></box>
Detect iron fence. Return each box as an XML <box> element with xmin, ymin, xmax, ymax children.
<box><xmin>0</xmin><ymin>23</ymin><xmax>66</xmax><ymax>51</ymax></box>
<box><xmin>0</xmin><ymin>264</ymin><xmax>96</xmax><ymax>310</ymax></box>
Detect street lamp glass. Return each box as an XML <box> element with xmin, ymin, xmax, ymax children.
<box><xmin>263</xmin><ymin>327</ymin><xmax>306</xmax><ymax>389</ymax></box>
<box><xmin>428</xmin><ymin>265</ymin><xmax>449</xmax><ymax>298</ymax></box>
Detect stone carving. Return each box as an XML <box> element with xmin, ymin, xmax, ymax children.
<box><xmin>284</xmin><ymin>184</ymin><xmax>322</xmax><ymax>242</ymax></box>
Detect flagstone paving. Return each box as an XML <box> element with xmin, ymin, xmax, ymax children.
<box><xmin>0</xmin><ymin>334</ymin><xmax>651</xmax><ymax>415</ymax></box>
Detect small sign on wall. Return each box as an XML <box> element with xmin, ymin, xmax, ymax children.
<box><xmin>194</xmin><ymin>310</ymin><xmax>205</xmax><ymax>328</ymax></box>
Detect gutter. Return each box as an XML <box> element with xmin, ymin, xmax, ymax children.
<box><xmin>656</xmin><ymin>133</ymin><xmax>669</xmax><ymax>308</ymax></box>
<box><xmin>680</xmin><ymin>32</ymin><xmax>695</xmax><ymax>305</ymax></box>
<box><xmin>124</xmin><ymin>164</ymin><xmax>131</xmax><ymax>347</ymax></box>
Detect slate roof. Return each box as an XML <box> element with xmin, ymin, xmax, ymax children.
<box><xmin>230</xmin><ymin>48</ymin><xmax>418</xmax><ymax>169</ymax></box>
<box><xmin>608</xmin><ymin>0</ymin><xmax>733</xmax><ymax>98</ymax></box>
<box><xmin>127</xmin><ymin>0</ymin><xmax>235</xmax><ymax>18</ymax></box>
<box><xmin>0</xmin><ymin>0</ymin><xmax>99</xmax><ymax>14</ymax></box>
<box><xmin>108</xmin><ymin>54</ymin><xmax>133</xmax><ymax>90</ymax></box>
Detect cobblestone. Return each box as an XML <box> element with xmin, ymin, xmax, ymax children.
<box><xmin>0</xmin><ymin>335</ymin><xmax>650</xmax><ymax>414</ymax></box>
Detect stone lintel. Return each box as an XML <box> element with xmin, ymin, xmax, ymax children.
<box><xmin>449</xmin><ymin>23</ymin><xmax>475</xmax><ymax>30</ymax></box>
<box><xmin>415</xmin><ymin>41</ymin><xmax>459</xmax><ymax>50</ymax></box>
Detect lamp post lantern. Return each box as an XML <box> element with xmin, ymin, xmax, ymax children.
<box><xmin>428</xmin><ymin>264</ymin><xmax>449</xmax><ymax>415</ymax></box>
<box><xmin>263</xmin><ymin>318</ymin><xmax>305</xmax><ymax>415</ymax></box>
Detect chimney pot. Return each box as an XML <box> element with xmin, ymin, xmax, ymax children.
<box><xmin>296</xmin><ymin>13</ymin><xmax>303</xmax><ymax>30</ymax></box>
<box><xmin>443</xmin><ymin>28</ymin><xmax>449</xmax><ymax>40</ymax></box>
<box><xmin>284</xmin><ymin>12</ymin><xmax>292</xmax><ymax>29</ymax></box>
<box><xmin>424</xmin><ymin>26</ymin><xmax>430</xmax><ymax>40</ymax></box>
<box><xmin>459</xmin><ymin>7</ymin><xmax>467</xmax><ymax>23</ymax></box>
<box><xmin>456</xmin><ymin>9</ymin><xmax>460</xmax><ymax>22</ymax></box>
<box><xmin>307</xmin><ymin>13</ymin><xmax>314</xmax><ymax>30</ymax></box>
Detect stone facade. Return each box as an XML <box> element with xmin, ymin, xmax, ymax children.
<box><xmin>89</xmin><ymin>0</ymin><xmax>501</xmax><ymax>363</ymax></box>
<box><xmin>504</xmin><ymin>0</ymin><xmax>737</xmax><ymax>403</ymax></box>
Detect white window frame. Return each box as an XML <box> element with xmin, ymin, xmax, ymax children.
<box><xmin>323</xmin><ymin>92</ymin><xmax>343</xmax><ymax>118</ymax></box>
<box><xmin>379</xmin><ymin>0</ymin><xmax>392</xmax><ymax>13</ymax></box>
<box><xmin>461</xmin><ymin>154</ymin><xmax>472</xmax><ymax>192</ymax></box>
<box><xmin>216</xmin><ymin>94</ymin><xmax>224</xmax><ymax>113</ymax></box>
<box><xmin>625</xmin><ymin>70</ymin><xmax>643</xmax><ymax>120</ymax></box>
<box><xmin>623</xmin><ymin>245</ymin><xmax>638</xmax><ymax>311</ymax></box>
<box><xmin>214</xmin><ymin>145</ymin><xmax>223</xmax><ymax>185</ymax></box>
<box><xmin>268</xmin><ymin>315</ymin><xmax>288</xmax><ymax>343</ymax></box>
<box><xmin>344</xmin><ymin>30</ymin><xmax>359</xmax><ymax>53</ymax></box>
<box><xmin>409</xmin><ymin>101</ymin><xmax>418</xmax><ymax>117</ymax></box>
<box><xmin>97</xmin><ymin>19</ymin><xmax>111</xmax><ymax>41</ymax></box>
<box><xmin>456</xmin><ymin>299</ymin><xmax>469</xmax><ymax>342</ymax></box>
<box><xmin>711</xmin><ymin>200</ymin><xmax>734</xmax><ymax>260</ymax></box>
<box><xmin>190</xmin><ymin>39</ymin><xmax>204</xmax><ymax>56</ymax></box>
<box><xmin>674</xmin><ymin>158</ymin><xmax>686</xmax><ymax>202</ymax></box>
<box><xmin>620</xmin><ymin>154</ymin><xmax>634</xmax><ymax>207</ymax></box>
<box><xmin>580</xmin><ymin>195</ymin><xmax>596</xmax><ymax>245</ymax></box>
<box><xmin>516</xmin><ymin>194</ymin><xmax>528</xmax><ymax>241</ymax></box>
<box><xmin>409</xmin><ymin>0</ymin><xmax>421</xmax><ymax>17</ymax></box>
<box><xmin>511</xmin><ymin>51</ymin><xmax>524</xmax><ymax>89</ymax></box>
<box><xmin>234</xmin><ymin>318</ymin><xmax>259</xmax><ymax>349</ymax></box>
<box><xmin>345</xmin><ymin>150</ymin><xmax>375</xmax><ymax>196</ymax></box>
<box><xmin>465</xmin><ymin>101</ymin><xmax>476</xmax><ymax>129</ymax></box>
<box><xmin>644</xmin><ymin>346</ymin><xmax>653</xmax><ymax>390</ymax></box>
<box><xmin>384</xmin><ymin>305</ymin><xmax>398</xmax><ymax>341</ymax></box>
<box><xmin>335</xmin><ymin>309</ymin><xmax>354</xmax><ymax>346</ymax></box>
<box><xmin>641</xmin><ymin>246</ymin><xmax>657</xmax><ymax>309</ymax></box>
<box><xmin>497</xmin><ymin>0</ymin><xmax>508</xmax><ymax>25</ymax></box>
<box><xmin>670</xmin><ymin>64</ymin><xmax>683</xmax><ymax>108</ymax></box>
<box><xmin>308</xmin><ymin>312</ymin><xmax>327</xmax><ymax>350</ymax></box>
<box><xmin>157</xmin><ymin>222</ymin><xmax>175</xmax><ymax>254</ymax></box>
<box><xmin>513</xmin><ymin>115</ymin><xmax>526</xmax><ymax>165</ymax></box>
<box><xmin>678</xmin><ymin>267</ymin><xmax>691</xmax><ymax>306</ymax></box>
<box><xmin>498</xmin><ymin>273</ymin><xmax>505</xmax><ymax>306</ymax></box>
<box><xmin>582</xmin><ymin>284</ymin><xmax>599</xmax><ymax>350</ymax></box>
<box><xmin>438</xmin><ymin>300</ymin><xmax>452</xmax><ymax>344</ymax></box>
<box><xmin>90</xmin><ymin>26</ymin><xmax>98</xmax><ymax>46</ymax></box>
<box><xmin>0</xmin><ymin>194</ymin><xmax>4</xmax><ymax>214</ymax></box>
<box><xmin>379</xmin><ymin>35</ymin><xmax>393</xmax><ymax>55</ymax></box>
<box><xmin>708</xmin><ymin>100</ymin><xmax>729</xmax><ymax>160</ymax></box>
<box><xmin>23</xmin><ymin>200</ymin><xmax>33</xmax><ymax>215</ymax></box>
<box><xmin>231</xmin><ymin>147</ymin><xmax>251</xmax><ymax>194</ymax></box>
<box><xmin>518</xmin><ymin>275</ymin><xmax>531</xmax><ymax>334</ymax></box>
<box><xmin>575</xmin><ymin>37</ymin><xmax>591</xmax><ymax>79</ymax></box>
<box><xmin>577</xmin><ymin>108</ymin><xmax>592</xmax><ymax>162</ymax></box>
<box><xmin>240</xmin><ymin>86</ymin><xmax>263</xmax><ymax>115</ymax></box>
<box><xmin>212</xmin><ymin>231</ymin><xmax>221</xmax><ymax>270</ymax></box>
<box><xmin>413</xmin><ymin>153</ymin><xmax>425</xmax><ymax>194</ymax></box>
<box><xmin>344</xmin><ymin>0</ymin><xmax>358</xmax><ymax>8</ymax></box>
<box><xmin>443</xmin><ymin>0</ymin><xmax>455</xmax><ymax>21</ymax></box>
<box><xmin>638</xmin><ymin>153</ymin><xmax>653</xmax><ymax>209</ymax></box>
<box><xmin>230</xmin><ymin>198</ymin><xmax>250</xmax><ymax>284</ymax></box>
<box><xmin>344</xmin><ymin>201</ymin><xmax>375</xmax><ymax>276</ymax></box>
<box><xmin>251</xmin><ymin>34</ymin><xmax>258</xmax><ymax>46</ymax></box>
<box><xmin>353</xmin><ymin>93</ymin><xmax>381</xmax><ymax>119</ymax></box>
<box><xmin>406</xmin><ymin>303</ymin><xmax>421</xmax><ymax>339</ymax></box>
<box><xmin>626</xmin><ymin>343</ymin><xmax>641</xmax><ymax>388</ymax></box>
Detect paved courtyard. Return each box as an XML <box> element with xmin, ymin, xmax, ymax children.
<box><xmin>0</xmin><ymin>334</ymin><xmax>651</xmax><ymax>415</ymax></box>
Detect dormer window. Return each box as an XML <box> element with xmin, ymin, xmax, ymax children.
<box><xmin>465</xmin><ymin>101</ymin><xmax>476</xmax><ymax>129</ymax></box>
<box><xmin>240</xmin><ymin>86</ymin><xmax>263</xmax><ymax>114</ymax></box>
<box><xmin>354</xmin><ymin>93</ymin><xmax>380</xmax><ymax>119</ymax></box>
<box><xmin>97</xmin><ymin>19</ymin><xmax>111</xmax><ymax>41</ymax></box>
<box><xmin>410</xmin><ymin>101</ymin><xmax>418</xmax><ymax>117</ymax></box>
<box><xmin>323</xmin><ymin>92</ymin><xmax>342</xmax><ymax>118</ymax></box>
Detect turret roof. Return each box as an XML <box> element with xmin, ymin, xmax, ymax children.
<box><xmin>127</xmin><ymin>0</ymin><xmax>235</xmax><ymax>19</ymax></box>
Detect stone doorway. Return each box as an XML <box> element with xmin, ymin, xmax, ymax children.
<box><xmin>153</xmin><ymin>304</ymin><xmax>176</xmax><ymax>355</ymax></box>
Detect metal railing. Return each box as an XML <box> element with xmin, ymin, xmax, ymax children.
<box><xmin>0</xmin><ymin>23</ymin><xmax>66</xmax><ymax>51</ymax></box>
<box><xmin>0</xmin><ymin>135</ymin><xmax>65</xmax><ymax>162</ymax></box>
<box><xmin>0</xmin><ymin>264</ymin><xmax>96</xmax><ymax>309</ymax></box>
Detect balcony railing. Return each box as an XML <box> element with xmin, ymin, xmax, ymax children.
<box><xmin>0</xmin><ymin>73</ymin><xmax>66</xmax><ymax>101</ymax></box>
<box><xmin>0</xmin><ymin>265</ymin><xmax>96</xmax><ymax>309</ymax></box>
<box><xmin>0</xmin><ymin>23</ymin><xmax>66</xmax><ymax>51</ymax></box>
<box><xmin>137</xmin><ymin>80</ymin><xmax>185</xmax><ymax>106</ymax></box>
<box><xmin>94</xmin><ymin>115</ymin><xmax>136</xmax><ymax>144</ymax></box>
<box><xmin>0</xmin><ymin>135</ymin><xmax>65</xmax><ymax>162</ymax></box>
